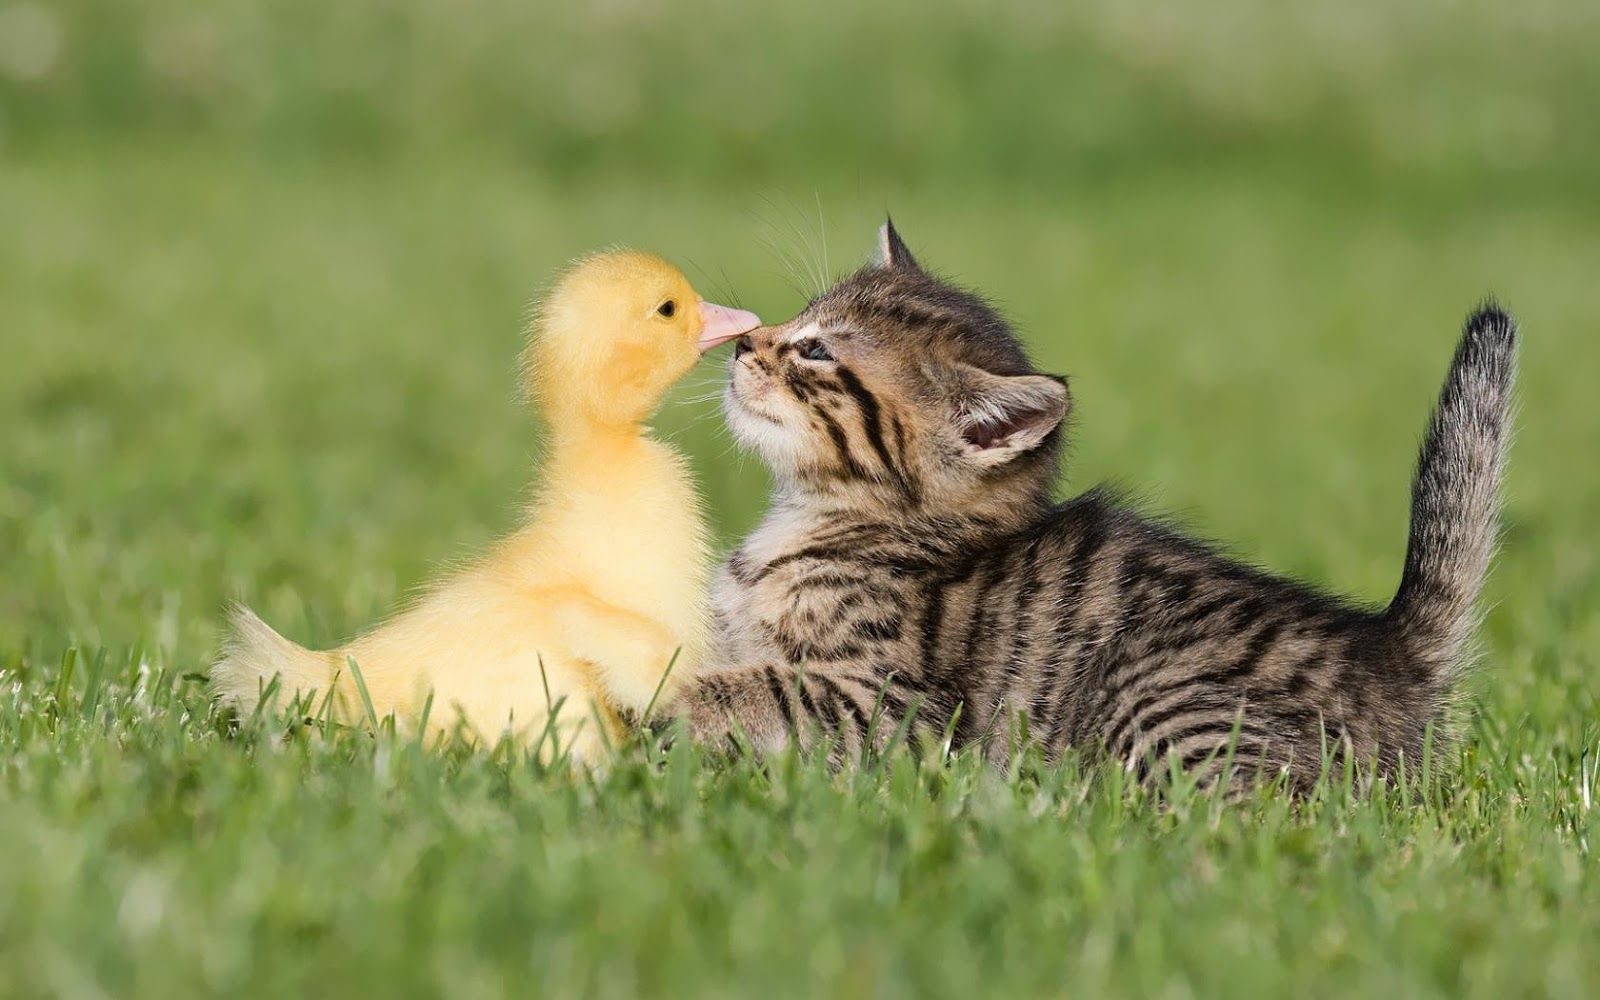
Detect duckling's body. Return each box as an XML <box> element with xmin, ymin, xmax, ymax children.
<box><xmin>213</xmin><ymin>252</ymin><xmax>758</xmax><ymax>757</ymax></box>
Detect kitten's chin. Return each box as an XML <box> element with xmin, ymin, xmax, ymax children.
<box><xmin>724</xmin><ymin>391</ymin><xmax>804</xmax><ymax>476</ymax></box>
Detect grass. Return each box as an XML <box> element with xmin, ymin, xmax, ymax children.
<box><xmin>3</xmin><ymin>2</ymin><xmax>1600</xmax><ymax>996</ymax></box>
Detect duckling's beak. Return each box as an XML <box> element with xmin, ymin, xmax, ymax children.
<box><xmin>697</xmin><ymin>301</ymin><xmax>761</xmax><ymax>353</ymax></box>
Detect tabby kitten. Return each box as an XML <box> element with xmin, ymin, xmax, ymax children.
<box><xmin>675</xmin><ymin>220</ymin><xmax>1515</xmax><ymax>789</ymax></box>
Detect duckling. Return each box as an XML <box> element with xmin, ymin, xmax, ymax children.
<box><xmin>212</xmin><ymin>251</ymin><xmax>759</xmax><ymax>759</ymax></box>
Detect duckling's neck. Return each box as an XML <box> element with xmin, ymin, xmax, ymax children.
<box><xmin>546</xmin><ymin>413</ymin><xmax>650</xmax><ymax>455</ymax></box>
<box><xmin>530</xmin><ymin>413</ymin><xmax>703</xmax><ymax>575</ymax></box>
<box><xmin>541</xmin><ymin>414</ymin><xmax>679</xmax><ymax>501</ymax></box>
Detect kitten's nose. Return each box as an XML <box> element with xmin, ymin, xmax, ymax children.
<box><xmin>733</xmin><ymin>335</ymin><xmax>754</xmax><ymax>360</ymax></box>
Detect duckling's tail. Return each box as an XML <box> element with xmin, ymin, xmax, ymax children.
<box><xmin>212</xmin><ymin>604</ymin><xmax>336</xmax><ymax>716</ymax></box>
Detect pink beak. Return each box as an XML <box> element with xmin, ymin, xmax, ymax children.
<box><xmin>697</xmin><ymin>300</ymin><xmax>761</xmax><ymax>353</ymax></box>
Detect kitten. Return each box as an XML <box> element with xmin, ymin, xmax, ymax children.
<box><xmin>672</xmin><ymin>220</ymin><xmax>1516</xmax><ymax>790</ymax></box>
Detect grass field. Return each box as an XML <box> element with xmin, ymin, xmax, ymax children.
<box><xmin>3</xmin><ymin>2</ymin><xmax>1599</xmax><ymax>996</ymax></box>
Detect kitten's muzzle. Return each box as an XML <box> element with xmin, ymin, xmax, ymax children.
<box><xmin>729</xmin><ymin>349</ymin><xmax>775</xmax><ymax>402</ymax></box>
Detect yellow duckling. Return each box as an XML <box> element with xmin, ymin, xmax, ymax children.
<box><xmin>212</xmin><ymin>251</ymin><xmax>759</xmax><ymax>759</ymax></box>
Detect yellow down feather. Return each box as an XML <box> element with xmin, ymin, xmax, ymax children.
<box><xmin>211</xmin><ymin>251</ymin><xmax>756</xmax><ymax>760</ymax></box>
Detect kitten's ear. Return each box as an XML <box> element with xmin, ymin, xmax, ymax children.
<box><xmin>949</xmin><ymin>367</ymin><xmax>1069</xmax><ymax>466</ymax></box>
<box><xmin>873</xmin><ymin>216</ymin><xmax>920</xmax><ymax>271</ymax></box>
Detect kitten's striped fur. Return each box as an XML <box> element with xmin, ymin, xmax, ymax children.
<box><xmin>675</xmin><ymin>221</ymin><xmax>1516</xmax><ymax>789</ymax></box>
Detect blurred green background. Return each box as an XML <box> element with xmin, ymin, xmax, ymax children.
<box><xmin>3</xmin><ymin>2</ymin><xmax>1600</xmax><ymax>996</ymax></box>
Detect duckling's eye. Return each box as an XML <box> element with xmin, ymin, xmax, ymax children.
<box><xmin>657</xmin><ymin>300</ymin><xmax>676</xmax><ymax>318</ymax></box>
<box><xmin>796</xmin><ymin>338</ymin><xmax>834</xmax><ymax>362</ymax></box>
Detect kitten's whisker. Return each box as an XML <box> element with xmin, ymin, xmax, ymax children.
<box><xmin>754</xmin><ymin>196</ymin><xmax>816</xmax><ymax>299</ymax></box>
<box><xmin>677</xmin><ymin>392</ymin><xmax>731</xmax><ymax>407</ymax></box>
<box><xmin>684</xmin><ymin>255</ymin><xmax>745</xmax><ymax>311</ymax></box>
<box><xmin>717</xmin><ymin>262</ymin><xmax>743</xmax><ymax>312</ymax></box>
<box><xmin>814</xmin><ymin>190</ymin><xmax>830</xmax><ymax>285</ymax></box>
<box><xmin>759</xmin><ymin>235</ymin><xmax>811</xmax><ymax>300</ymax></box>
<box><xmin>680</xmin><ymin>374</ymin><xmax>729</xmax><ymax>395</ymax></box>
<box><xmin>777</xmin><ymin>191</ymin><xmax>824</xmax><ymax>295</ymax></box>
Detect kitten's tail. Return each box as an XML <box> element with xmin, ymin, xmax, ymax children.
<box><xmin>1385</xmin><ymin>303</ymin><xmax>1517</xmax><ymax>676</ymax></box>
<box><xmin>211</xmin><ymin>604</ymin><xmax>337</xmax><ymax>715</ymax></box>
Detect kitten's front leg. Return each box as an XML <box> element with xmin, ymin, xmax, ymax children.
<box><xmin>666</xmin><ymin>659</ymin><xmax>924</xmax><ymax>766</ymax></box>
<box><xmin>667</xmin><ymin>664</ymin><xmax>801</xmax><ymax>755</ymax></box>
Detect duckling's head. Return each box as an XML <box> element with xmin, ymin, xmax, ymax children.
<box><xmin>527</xmin><ymin>251</ymin><xmax>759</xmax><ymax>428</ymax></box>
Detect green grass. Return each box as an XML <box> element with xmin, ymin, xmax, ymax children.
<box><xmin>3</xmin><ymin>2</ymin><xmax>1599</xmax><ymax>996</ymax></box>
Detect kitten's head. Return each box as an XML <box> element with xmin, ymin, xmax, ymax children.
<box><xmin>725</xmin><ymin>219</ymin><xmax>1068</xmax><ymax>517</ymax></box>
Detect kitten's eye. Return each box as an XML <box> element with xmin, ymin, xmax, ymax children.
<box><xmin>657</xmin><ymin>300</ymin><xmax>676</xmax><ymax>318</ymax></box>
<box><xmin>796</xmin><ymin>339</ymin><xmax>834</xmax><ymax>362</ymax></box>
